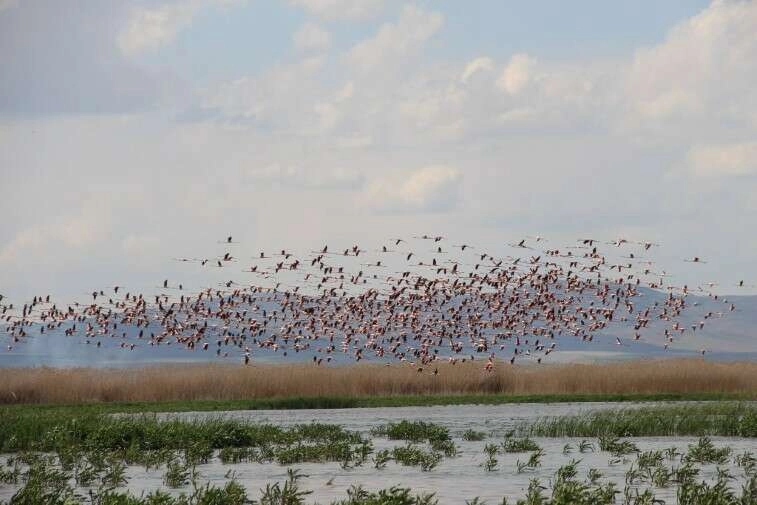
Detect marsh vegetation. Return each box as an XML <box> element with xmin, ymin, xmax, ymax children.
<box><xmin>3</xmin><ymin>403</ymin><xmax>757</xmax><ymax>503</ymax></box>
<box><xmin>2</xmin><ymin>359</ymin><xmax>757</xmax><ymax>405</ymax></box>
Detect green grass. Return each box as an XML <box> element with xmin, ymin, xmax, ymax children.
<box><xmin>462</xmin><ymin>429</ymin><xmax>487</xmax><ymax>441</ymax></box>
<box><xmin>0</xmin><ymin>408</ymin><xmax>367</xmax><ymax>455</ymax></box>
<box><xmin>390</xmin><ymin>445</ymin><xmax>442</xmax><ymax>472</ymax></box>
<box><xmin>371</xmin><ymin>421</ymin><xmax>451</xmax><ymax>443</ymax></box>
<box><xmin>5</xmin><ymin>400</ymin><xmax>757</xmax><ymax>459</ymax></box>
<box><xmin>524</xmin><ymin>402</ymin><xmax>757</xmax><ymax>438</ymax></box>
<box><xmin>2</xmin><ymin>391</ymin><xmax>755</xmax><ymax>416</ymax></box>
<box><xmin>501</xmin><ymin>437</ymin><xmax>541</xmax><ymax>453</ymax></box>
<box><xmin>7</xmin><ymin>418</ymin><xmax>757</xmax><ymax>504</ymax></box>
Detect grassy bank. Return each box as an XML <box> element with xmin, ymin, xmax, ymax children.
<box><xmin>3</xmin><ymin>358</ymin><xmax>757</xmax><ymax>406</ymax></box>
<box><xmin>1</xmin><ymin>391</ymin><xmax>755</xmax><ymax>419</ymax></box>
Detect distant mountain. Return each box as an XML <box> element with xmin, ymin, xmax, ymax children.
<box><xmin>1</xmin><ymin>289</ymin><xmax>755</xmax><ymax>368</ymax></box>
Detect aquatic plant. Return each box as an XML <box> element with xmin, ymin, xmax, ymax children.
<box><xmin>164</xmin><ymin>456</ymin><xmax>193</xmax><ymax>488</ymax></box>
<box><xmin>636</xmin><ymin>449</ymin><xmax>664</xmax><ymax>469</ymax></box>
<box><xmin>462</xmin><ymin>429</ymin><xmax>486</xmax><ymax>442</ymax></box>
<box><xmin>501</xmin><ymin>437</ymin><xmax>540</xmax><ymax>453</ymax></box>
<box><xmin>9</xmin><ymin>454</ymin><xmax>76</xmax><ymax>505</ymax></box>
<box><xmin>578</xmin><ymin>440</ymin><xmax>594</xmax><ymax>453</ymax></box>
<box><xmin>684</xmin><ymin>436</ymin><xmax>731</xmax><ymax>465</ymax></box>
<box><xmin>372</xmin><ymin>421</ymin><xmax>450</xmax><ymax>444</ymax></box>
<box><xmin>429</xmin><ymin>438</ymin><xmax>457</xmax><ymax>457</ymax></box>
<box><xmin>524</xmin><ymin>402</ymin><xmax>757</xmax><ymax>438</ymax></box>
<box><xmin>372</xmin><ymin>449</ymin><xmax>392</xmax><ymax>469</ymax></box>
<box><xmin>254</xmin><ymin>468</ymin><xmax>311</xmax><ymax>505</ymax></box>
<box><xmin>735</xmin><ymin>450</ymin><xmax>757</xmax><ymax>475</ymax></box>
<box><xmin>598</xmin><ymin>435</ymin><xmax>638</xmax><ymax>456</ymax></box>
<box><xmin>482</xmin><ymin>443</ymin><xmax>498</xmax><ymax>472</ymax></box>
<box><xmin>391</xmin><ymin>444</ymin><xmax>442</xmax><ymax>472</ymax></box>
<box><xmin>336</xmin><ymin>485</ymin><xmax>438</xmax><ymax>505</ymax></box>
<box><xmin>516</xmin><ymin>449</ymin><xmax>544</xmax><ymax>473</ymax></box>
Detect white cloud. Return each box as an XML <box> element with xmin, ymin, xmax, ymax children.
<box><xmin>203</xmin><ymin>56</ymin><xmax>325</xmax><ymax>127</ymax></box>
<box><xmin>198</xmin><ymin>0</ymin><xmax>757</xmax><ymax>154</ymax></box>
<box><xmin>293</xmin><ymin>22</ymin><xmax>331</xmax><ymax>52</ymax></box>
<box><xmin>624</xmin><ymin>0</ymin><xmax>757</xmax><ymax>132</ymax></box>
<box><xmin>394</xmin><ymin>80</ymin><xmax>467</xmax><ymax>141</ymax></box>
<box><xmin>497</xmin><ymin>53</ymin><xmax>536</xmax><ymax>95</ymax></box>
<box><xmin>3</xmin><ymin>0</ymin><xmax>757</xmax><ymax>303</ymax></box>
<box><xmin>460</xmin><ymin>57</ymin><xmax>494</xmax><ymax>83</ymax></box>
<box><xmin>362</xmin><ymin>166</ymin><xmax>461</xmax><ymax>213</ymax></box>
<box><xmin>347</xmin><ymin>5</ymin><xmax>443</xmax><ymax>73</ymax></box>
<box><xmin>0</xmin><ymin>209</ymin><xmax>111</xmax><ymax>266</ymax></box>
<box><xmin>335</xmin><ymin>134</ymin><xmax>373</xmax><ymax>148</ymax></box>
<box><xmin>334</xmin><ymin>81</ymin><xmax>354</xmax><ymax>101</ymax></box>
<box><xmin>122</xmin><ymin>234</ymin><xmax>161</xmax><ymax>258</ymax></box>
<box><xmin>289</xmin><ymin>0</ymin><xmax>384</xmax><ymax>21</ymax></box>
<box><xmin>118</xmin><ymin>0</ymin><xmax>244</xmax><ymax>56</ymax></box>
<box><xmin>498</xmin><ymin>107</ymin><xmax>538</xmax><ymax>123</ymax></box>
<box><xmin>687</xmin><ymin>141</ymin><xmax>757</xmax><ymax>177</ymax></box>
<box><xmin>118</xmin><ymin>2</ymin><xmax>198</xmax><ymax>55</ymax></box>
<box><xmin>247</xmin><ymin>164</ymin><xmax>364</xmax><ymax>189</ymax></box>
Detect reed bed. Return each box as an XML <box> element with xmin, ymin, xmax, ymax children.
<box><xmin>524</xmin><ymin>403</ymin><xmax>757</xmax><ymax>438</ymax></box>
<box><xmin>2</xmin><ymin>358</ymin><xmax>757</xmax><ymax>405</ymax></box>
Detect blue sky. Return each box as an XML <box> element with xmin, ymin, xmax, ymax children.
<box><xmin>1</xmin><ymin>0</ymin><xmax>756</xmax><ymax>301</ymax></box>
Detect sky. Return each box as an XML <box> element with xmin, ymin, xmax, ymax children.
<box><xmin>1</xmin><ymin>0</ymin><xmax>757</xmax><ymax>302</ymax></box>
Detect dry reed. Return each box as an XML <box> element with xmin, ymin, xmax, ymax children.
<box><xmin>1</xmin><ymin>358</ymin><xmax>757</xmax><ymax>405</ymax></box>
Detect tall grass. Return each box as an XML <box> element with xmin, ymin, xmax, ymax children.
<box><xmin>0</xmin><ymin>410</ymin><xmax>366</xmax><ymax>453</ymax></box>
<box><xmin>2</xmin><ymin>358</ymin><xmax>757</xmax><ymax>405</ymax></box>
<box><xmin>525</xmin><ymin>403</ymin><xmax>757</xmax><ymax>437</ymax></box>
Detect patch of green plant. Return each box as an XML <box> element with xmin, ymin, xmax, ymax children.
<box><xmin>684</xmin><ymin>436</ymin><xmax>731</xmax><ymax>465</ymax></box>
<box><xmin>501</xmin><ymin>437</ymin><xmax>540</xmax><ymax>453</ymax></box>
<box><xmin>523</xmin><ymin>402</ymin><xmax>757</xmax><ymax>438</ymax></box>
<box><xmin>255</xmin><ymin>468</ymin><xmax>311</xmax><ymax>505</ymax></box>
<box><xmin>735</xmin><ymin>450</ymin><xmax>757</xmax><ymax>476</ymax></box>
<box><xmin>219</xmin><ymin>447</ymin><xmax>255</xmax><ymax>465</ymax></box>
<box><xmin>516</xmin><ymin>449</ymin><xmax>544</xmax><ymax>474</ymax></box>
<box><xmin>372</xmin><ymin>421</ymin><xmax>450</xmax><ymax>444</ymax></box>
<box><xmin>334</xmin><ymin>485</ymin><xmax>438</xmax><ymax>505</ymax></box>
<box><xmin>391</xmin><ymin>444</ymin><xmax>442</xmax><ymax>472</ymax></box>
<box><xmin>429</xmin><ymin>438</ymin><xmax>457</xmax><ymax>457</ymax></box>
<box><xmin>675</xmin><ymin>465</ymin><xmax>739</xmax><ymax>504</ymax></box>
<box><xmin>8</xmin><ymin>453</ymin><xmax>77</xmax><ymax>505</ymax></box>
<box><xmin>598</xmin><ymin>435</ymin><xmax>638</xmax><ymax>456</ymax></box>
<box><xmin>482</xmin><ymin>443</ymin><xmax>498</xmax><ymax>472</ymax></box>
<box><xmin>636</xmin><ymin>449</ymin><xmax>664</xmax><ymax>469</ymax></box>
<box><xmin>578</xmin><ymin>440</ymin><xmax>594</xmax><ymax>453</ymax></box>
<box><xmin>462</xmin><ymin>429</ymin><xmax>486</xmax><ymax>442</ymax></box>
<box><xmin>163</xmin><ymin>456</ymin><xmax>193</xmax><ymax>488</ymax></box>
<box><xmin>0</xmin><ymin>409</ymin><xmax>365</xmax><ymax>455</ymax></box>
<box><xmin>372</xmin><ymin>449</ymin><xmax>392</xmax><ymax>469</ymax></box>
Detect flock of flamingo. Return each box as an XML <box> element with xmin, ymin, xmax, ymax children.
<box><xmin>0</xmin><ymin>234</ymin><xmax>750</xmax><ymax>370</ymax></box>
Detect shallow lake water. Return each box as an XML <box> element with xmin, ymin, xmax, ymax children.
<box><xmin>3</xmin><ymin>403</ymin><xmax>757</xmax><ymax>504</ymax></box>
<box><xmin>161</xmin><ymin>401</ymin><xmax>684</xmax><ymax>433</ymax></box>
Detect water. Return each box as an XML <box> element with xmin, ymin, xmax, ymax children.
<box><xmin>3</xmin><ymin>403</ymin><xmax>757</xmax><ymax>504</ymax></box>
<box><xmin>111</xmin><ymin>437</ymin><xmax>754</xmax><ymax>504</ymax></box>
<box><xmin>155</xmin><ymin>402</ymin><xmax>665</xmax><ymax>439</ymax></box>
